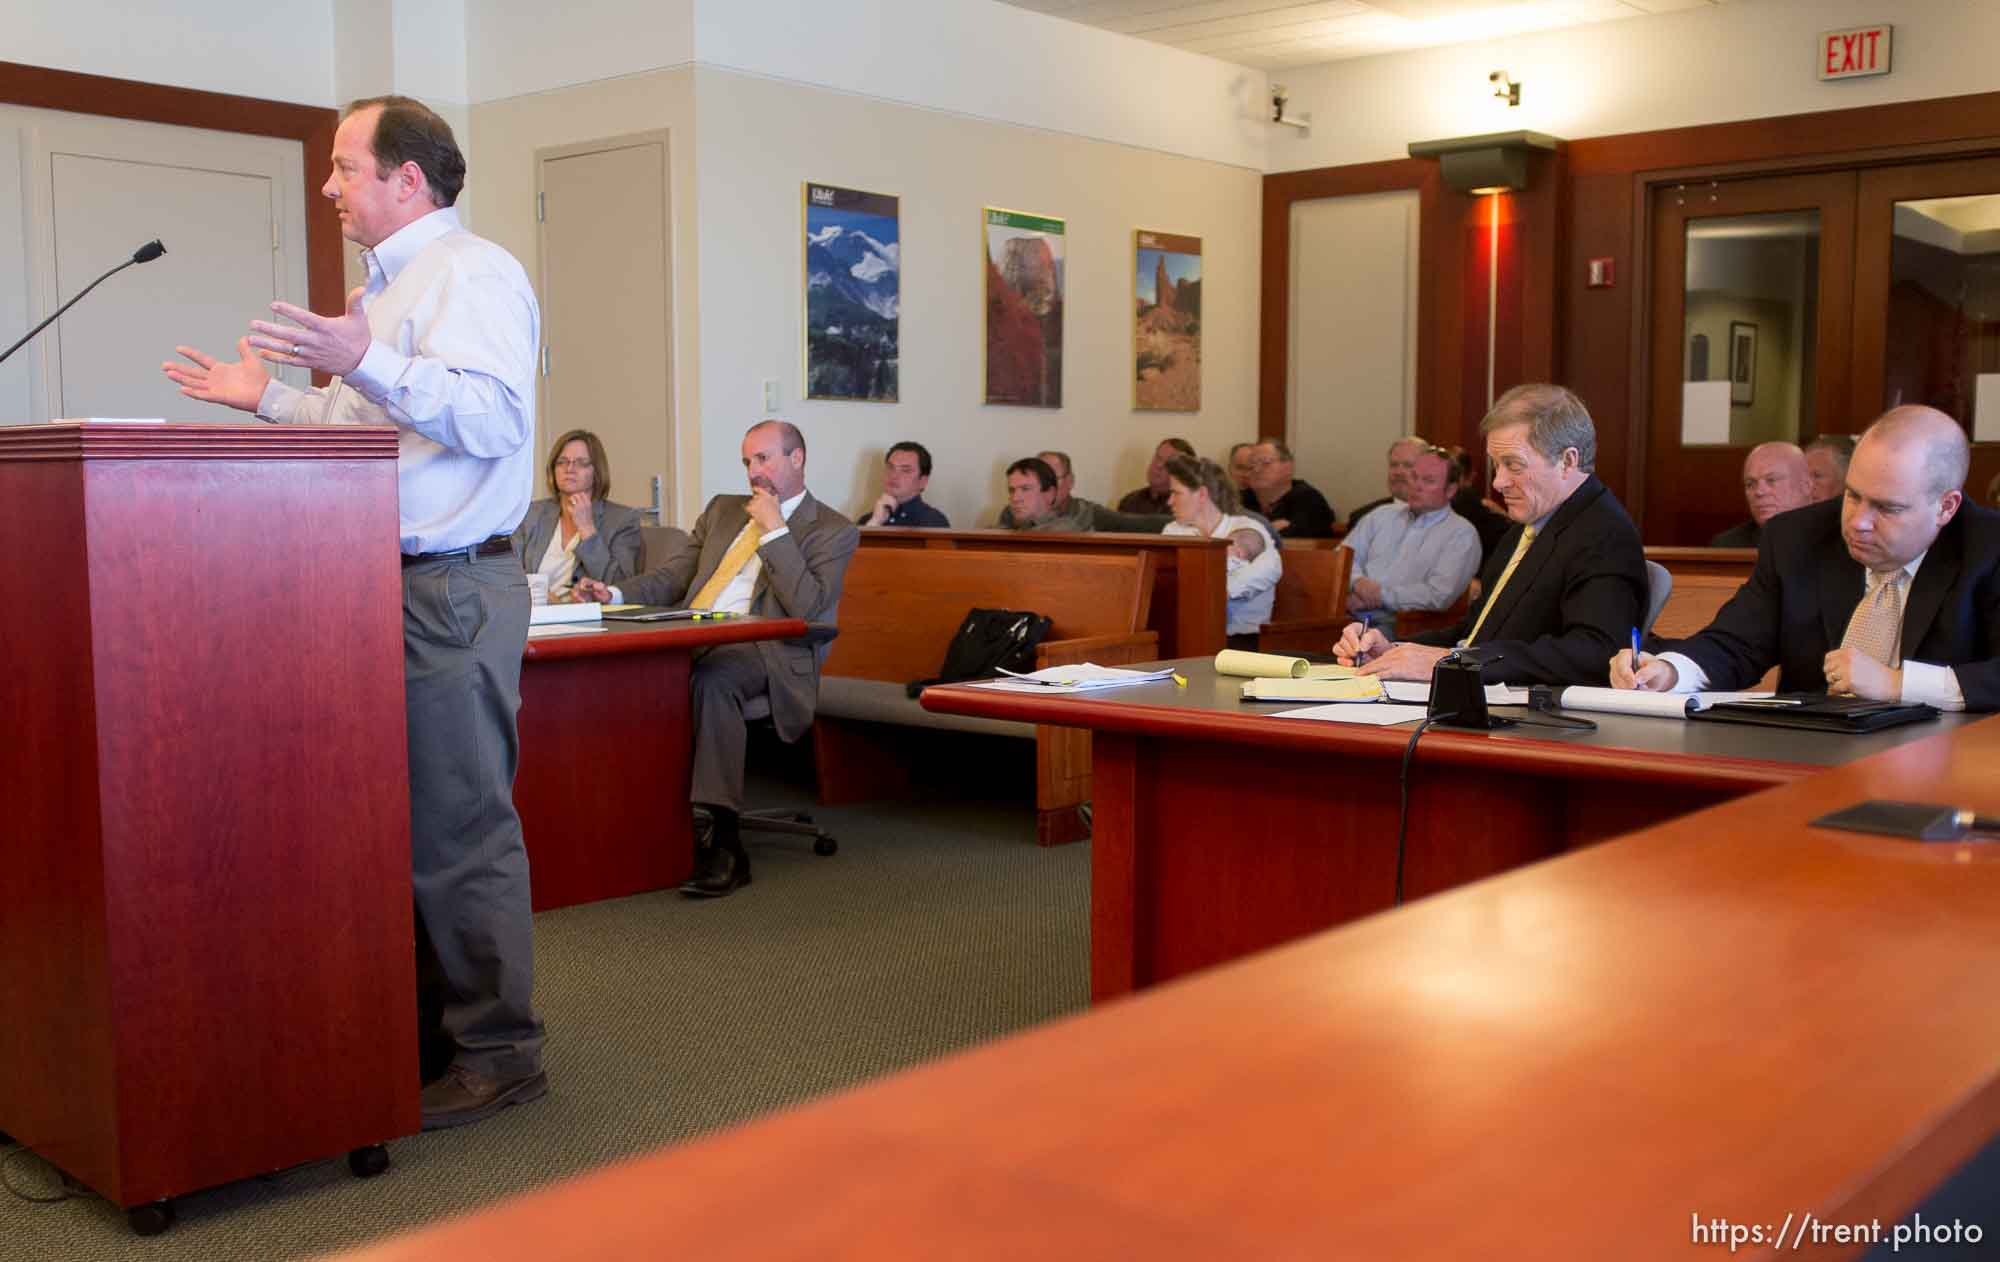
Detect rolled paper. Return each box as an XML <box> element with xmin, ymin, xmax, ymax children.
<box><xmin>1214</xmin><ymin>649</ymin><xmax>1310</xmax><ymax>678</ymax></box>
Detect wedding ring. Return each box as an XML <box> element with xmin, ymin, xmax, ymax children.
<box><xmin>292</xmin><ymin>343</ymin><xmax>303</xmax><ymax>356</ymax></box>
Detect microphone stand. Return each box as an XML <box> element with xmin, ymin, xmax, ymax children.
<box><xmin>0</xmin><ymin>241</ymin><xmax>167</xmax><ymax>368</ymax></box>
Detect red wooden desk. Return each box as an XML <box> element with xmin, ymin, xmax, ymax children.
<box><xmin>331</xmin><ymin>718</ymin><xmax>2000</xmax><ymax>1262</ymax></box>
<box><xmin>858</xmin><ymin>527</ymin><xmax>1227</xmax><ymax>658</ymax></box>
<box><xmin>922</xmin><ymin>659</ymin><xmax>1969</xmax><ymax>1000</ymax></box>
<box><xmin>515</xmin><ymin>616</ymin><xmax>805</xmax><ymax>910</ymax></box>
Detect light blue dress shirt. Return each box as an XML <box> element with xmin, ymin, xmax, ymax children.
<box><xmin>1343</xmin><ymin>502</ymin><xmax>1482</xmax><ymax>638</ymax></box>
<box><xmin>255</xmin><ymin>207</ymin><xmax>540</xmax><ymax>554</ymax></box>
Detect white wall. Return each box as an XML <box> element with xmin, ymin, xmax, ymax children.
<box><xmin>468</xmin><ymin>0</ymin><xmax>1263</xmax><ymax>170</ymax></box>
<box><xmin>1269</xmin><ymin>0</ymin><xmax>2000</xmax><ymax>172</ymax></box>
<box><xmin>693</xmin><ymin>0</ymin><xmax>1268</xmax><ymax>171</ymax></box>
<box><xmin>469</xmin><ymin>70</ymin><xmax>704</xmax><ymax>524</ymax></box>
<box><xmin>691</xmin><ymin>67</ymin><xmax>1261</xmax><ymax>526</ymax></box>
<box><xmin>7</xmin><ymin>0</ymin><xmax>335</xmax><ymax>107</ymax></box>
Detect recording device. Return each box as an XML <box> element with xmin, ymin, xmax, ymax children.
<box><xmin>1427</xmin><ymin>649</ymin><xmax>1511</xmax><ymax>730</ymax></box>
<box><xmin>0</xmin><ymin>239</ymin><xmax>167</xmax><ymax>368</ymax></box>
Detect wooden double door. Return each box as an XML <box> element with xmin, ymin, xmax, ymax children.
<box><xmin>1646</xmin><ymin>157</ymin><xmax>2000</xmax><ymax>543</ymax></box>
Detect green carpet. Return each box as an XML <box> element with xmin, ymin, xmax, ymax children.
<box><xmin>0</xmin><ymin>778</ymin><xmax>1089</xmax><ymax>1259</ymax></box>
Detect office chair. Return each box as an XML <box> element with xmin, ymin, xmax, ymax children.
<box><xmin>701</xmin><ymin>622</ymin><xmax>842</xmax><ymax>858</ymax></box>
<box><xmin>1642</xmin><ymin>560</ymin><xmax>1673</xmax><ymax>637</ymax></box>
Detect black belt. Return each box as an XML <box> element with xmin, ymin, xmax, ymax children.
<box><xmin>402</xmin><ymin>535</ymin><xmax>514</xmax><ymax>567</ymax></box>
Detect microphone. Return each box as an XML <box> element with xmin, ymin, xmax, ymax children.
<box><xmin>0</xmin><ymin>239</ymin><xmax>167</xmax><ymax>368</ymax></box>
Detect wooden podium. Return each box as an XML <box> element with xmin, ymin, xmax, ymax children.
<box><xmin>0</xmin><ymin>422</ymin><xmax>419</xmax><ymax>1230</ymax></box>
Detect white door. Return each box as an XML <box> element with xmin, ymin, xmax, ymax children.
<box><xmin>0</xmin><ymin>105</ymin><xmax>310</xmax><ymax>423</ymax></box>
<box><xmin>537</xmin><ymin>134</ymin><xmax>673</xmax><ymax>524</ymax></box>
<box><xmin>1287</xmin><ymin>190</ymin><xmax>1420</xmax><ymax>521</ymax></box>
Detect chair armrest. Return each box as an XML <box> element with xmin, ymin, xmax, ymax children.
<box><xmin>1035</xmin><ymin>631</ymin><xmax>1160</xmax><ymax>668</ymax></box>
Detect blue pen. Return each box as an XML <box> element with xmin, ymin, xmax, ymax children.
<box><xmin>1630</xmin><ymin>626</ymin><xmax>1642</xmax><ymax>665</ymax></box>
<box><xmin>1359</xmin><ymin>612</ymin><xmax>1372</xmax><ymax>665</ymax></box>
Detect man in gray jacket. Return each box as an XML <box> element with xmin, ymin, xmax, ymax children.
<box><xmin>577</xmin><ymin>420</ymin><xmax>857</xmax><ymax>896</ymax></box>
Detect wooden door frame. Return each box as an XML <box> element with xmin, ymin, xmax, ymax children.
<box><xmin>0</xmin><ymin>61</ymin><xmax>342</xmax><ymax>385</ymax></box>
<box><xmin>1567</xmin><ymin>90</ymin><xmax>2000</xmax><ymax>531</ymax></box>
<box><xmin>1641</xmin><ymin>170</ymin><xmax>1858</xmax><ymax>544</ymax></box>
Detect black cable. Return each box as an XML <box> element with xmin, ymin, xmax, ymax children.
<box><xmin>1395</xmin><ymin>712</ymin><xmax>1455</xmax><ymax>906</ymax></box>
<box><xmin>1</xmin><ymin>1145</ymin><xmax>84</xmax><ymax>1204</ymax></box>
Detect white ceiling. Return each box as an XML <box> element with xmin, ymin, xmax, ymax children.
<box><xmin>998</xmin><ymin>0</ymin><xmax>1734</xmax><ymax>70</ymax></box>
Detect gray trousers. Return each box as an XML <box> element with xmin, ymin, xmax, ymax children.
<box><xmin>689</xmin><ymin>642</ymin><xmax>771</xmax><ymax>813</ymax></box>
<box><xmin>403</xmin><ymin>550</ymin><xmax>544</xmax><ymax>1079</ymax></box>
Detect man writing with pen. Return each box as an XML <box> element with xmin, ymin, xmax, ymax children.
<box><xmin>1610</xmin><ymin>406</ymin><xmax>2000</xmax><ymax>711</ymax></box>
<box><xmin>573</xmin><ymin>420</ymin><xmax>858</xmax><ymax>896</ymax></box>
<box><xmin>1334</xmin><ymin>384</ymin><xmax>1648</xmax><ymax>685</ymax></box>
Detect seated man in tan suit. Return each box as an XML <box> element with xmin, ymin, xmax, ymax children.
<box><xmin>576</xmin><ymin>420</ymin><xmax>857</xmax><ymax>896</ymax></box>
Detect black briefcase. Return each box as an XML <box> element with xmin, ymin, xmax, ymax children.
<box><xmin>1689</xmin><ymin>694</ymin><xmax>1940</xmax><ymax>734</ymax></box>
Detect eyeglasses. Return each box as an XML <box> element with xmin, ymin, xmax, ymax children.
<box><xmin>555</xmin><ymin>458</ymin><xmax>594</xmax><ymax>470</ymax></box>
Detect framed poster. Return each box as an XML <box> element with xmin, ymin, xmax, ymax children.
<box><xmin>982</xmin><ymin>207</ymin><xmax>1065</xmax><ymax>407</ymax></box>
<box><xmin>1134</xmin><ymin>229</ymin><xmax>1201</xmax><ymax>411</ymax></box>
<box><xmin>1729</xmin><ymin>320</ymin><xmax>1757</xmax><ymax>407</ymax></box>
<box><xmin>803</xmin><ymin>182</ymin><xmax>900</xmax><ymax>402</ymax></box>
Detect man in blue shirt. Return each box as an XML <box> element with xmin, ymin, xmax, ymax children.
<box><xmin>1342</xmin><ymin>444</ymin><xmax>1481</xmax><ymax>639</ymax></box>
<box><xmin>857</xmin><ymin>441</ymin><xmax>950</xmax><ymax>527</ymax></box>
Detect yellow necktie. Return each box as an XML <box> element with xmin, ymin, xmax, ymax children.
<box><xmin>1461</xmin><ymin>524</ymin><xmax>1536</xmax><ymax>647</ymax></box>
<box><xmin>1838</xmin><ymin>569</ymin><xmax>1908</xmax><ymax>674</ymax></box>
<box><xmin>689</xmin><ymin>519</ymin><xmax>767</xmax><ymax>609</ymax></box>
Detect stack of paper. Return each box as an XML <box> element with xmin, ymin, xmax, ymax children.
<box><xmin>965</xmin><ymin>663</ymin><xmax>1179</xmax><ymax>693</ymax></box>
<box><xmin>1240</xmin><ymin>676</ymin><xmax>1384</xmax><ymax>703</ymax></box>
<box><xmin>530</xmin><ymin>602</ymin><xmax>602</xmax><ymax>626</ymax></box>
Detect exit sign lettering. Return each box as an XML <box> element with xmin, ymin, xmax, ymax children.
<box><xmin>1820</xmin><ymin>24</ymin><xmax>1892</xmax><ymax>81</ymax></box>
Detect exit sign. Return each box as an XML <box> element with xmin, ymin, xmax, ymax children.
<box><xmin>1820</xmin><ymin>24</ymin><xmax>1892</xmax><ymax>80</ymax></box>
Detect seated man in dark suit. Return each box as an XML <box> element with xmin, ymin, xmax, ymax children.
<box><xmin>1334</xmin><ymin>384</ymin><xmax>1647</xmax><ymax>685</ymax></box>
<box><xmin>1118</xmin><ymin>437</ymin><xmax>1195</xmax><ymax>515</ymax></box>
<box><xmin>1244</xmin><ymin>439</ymin><xmax>1335</xmax><ymax>538</ymax></box>
<box><xmin>1709</xmin><ymin>442</ymin><xmax>1811</xmax><ymax>548</ymax></box>
<box><xmin>857</xmin><ymin>440</ymin><xmax>949</xmax><ymax>527</ymax></box>
<box><xmin>1612</xmin><ymin>406</ymin><xmax>2000</xmax><ymax>711</ymax></box>
<box><xmin>574</xmin><ymin>420</ymin><xmax>858</xmax><ymax>896</ymax></box>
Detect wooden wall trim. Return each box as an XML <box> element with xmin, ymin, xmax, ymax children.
<box><xmin>0</xmin><ymin>61</ymin><xmax>341</xmax><ymax>384</ymax></box>
<box><xmin>1260</xmin><ymin>159</ymin><xmax>1442</xmax><ymax>443</ymax></box>
<box><xmin>1562</xmin><ymin>86</ymin><xmax>2000</xmax><ymax>536</ymax></box>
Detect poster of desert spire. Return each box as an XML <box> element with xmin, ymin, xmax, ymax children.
<box><xmin>803</xmin><ymin>182</ymin><xmax>899</xmax><ymax>402</ymax></box>
<box><xmin>982</xmin><ymin>207</ymin><xmax>1065</xmax><ymax>407</ymax></box>
<box><xmin>1134</xmin><ymin>229</ymin><xmax>1202</xmax><ymax>412</ymax></box>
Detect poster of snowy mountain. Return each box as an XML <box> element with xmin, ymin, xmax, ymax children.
<box><xmin>982</xmin><ymin>207</ymin><xmax>1065</xmax><ymax>408</ymax></box>
<box><xmin>803</xmin><ymin>183</ymin><xmax>900</xmax><ymax>402</ymax></box>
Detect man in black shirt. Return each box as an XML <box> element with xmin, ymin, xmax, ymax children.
<box><xmin>1245</xmin><ymin>438</ymin><xmax>1335</xmax><ymax>538</ymax></box>
<box><xmin>1118</xmin><ymin>437</ymin><xmax>1195</xmax><ymax>515</ymax></box>
<box><xmin>857</xmin><ymin>441</ymin><xmax>950</xmax><ymax>528</ymax></box>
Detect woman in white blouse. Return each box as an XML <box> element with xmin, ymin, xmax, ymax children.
<box><xmin>510</xmin><ymin>429</ymin><xmax>644</xmax><ymax>601</ymax></box>
<box><xmin>1162</xmin><ymin>455</ymin><xmax>1282</xmax><ymax>648</ymax></box>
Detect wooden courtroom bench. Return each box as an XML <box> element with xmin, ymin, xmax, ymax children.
<box><xmin>815</xmin><ymin>548</ymin><xmax>1160</xmax><ymax>845</ymax></box>
<box><xmin>1645</xmin><ymin>544</ymin><xmax>1756</xmax><ymax>581</ymax></box>
<box><xmin>1257</xmin><ymin>539</ymin><xmax>1351</xmax><ymax>654</ymax></box>
<box><xmin>857</xmin><ymin>527</ymin><xmax>1226</xmax><ymax>658</ymax></box>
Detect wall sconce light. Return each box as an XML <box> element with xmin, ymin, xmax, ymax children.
<box><xmin>1490</xmin><ymin>70</ymin><xmax>1521</xmax><ymax>107</ymax></box>
<box><xmin>1407</xmin><ymin>130</ymin><xmax>1559</xmax><ymax>194</ymax></box>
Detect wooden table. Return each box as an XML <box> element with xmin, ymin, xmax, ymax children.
<box><xmin>329</xmin><ymin>717</ymin><xmax>2000</xmax><ymax>1262</ymax></box>
<box><xmin>922</xmin><ymin>659</ymin><xmax>1970</xmax><ymax>999</ymax></box>
<box><xmin>858</xmin><ymin>527</ymin><xmax>1228</xmax><ymax>658</ymax></box>
<box><xmin>515</xmin><ymin>615</ymin><xmax>805</xmax><ymax>910</ymax></box>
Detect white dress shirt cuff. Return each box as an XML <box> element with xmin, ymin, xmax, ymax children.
<box><xmin>256</xmin><ymin>379</ymin><xmax>301</xmax><ymax>421</ymax></box>
<box><xmin>1655</xmin><ymin>651</ymin><xmax>1710</xmax><ymax>693</ymax></box>
<box><xmin>607</xmin><ymin>585</ymin><xmax>624</xmax><ymax>604</ymax></box>
<box><xmin>1900</xmin><ymin>660</ymin><xmax>1967</xmax><ymax>711</ymax></box>
<box><xmin>344</xmin><ymin>340</ymin><xmax>405</xmax><ymax>403</ymax></box>
<box><xmin>758</xmin><ymin>525</ymin><xmax>791</xmax><ymax>545</ymax></box>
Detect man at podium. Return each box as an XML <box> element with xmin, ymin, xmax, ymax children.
<box><xmin>162</xmin><ymin>95</ymin><xmax>547</xmax><ymax>1131</ymax></box>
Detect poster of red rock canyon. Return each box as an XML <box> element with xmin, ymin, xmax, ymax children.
<box><xmin>983</xmin><ymin>207</ymin><xmax>1065</xmax><ymax>407</ymax></box>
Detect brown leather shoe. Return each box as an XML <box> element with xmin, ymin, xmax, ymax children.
<box><xmin>420</xmin><ymin>1064</ymin><xmax>548</xmax><ymax>1131</ymax></box>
